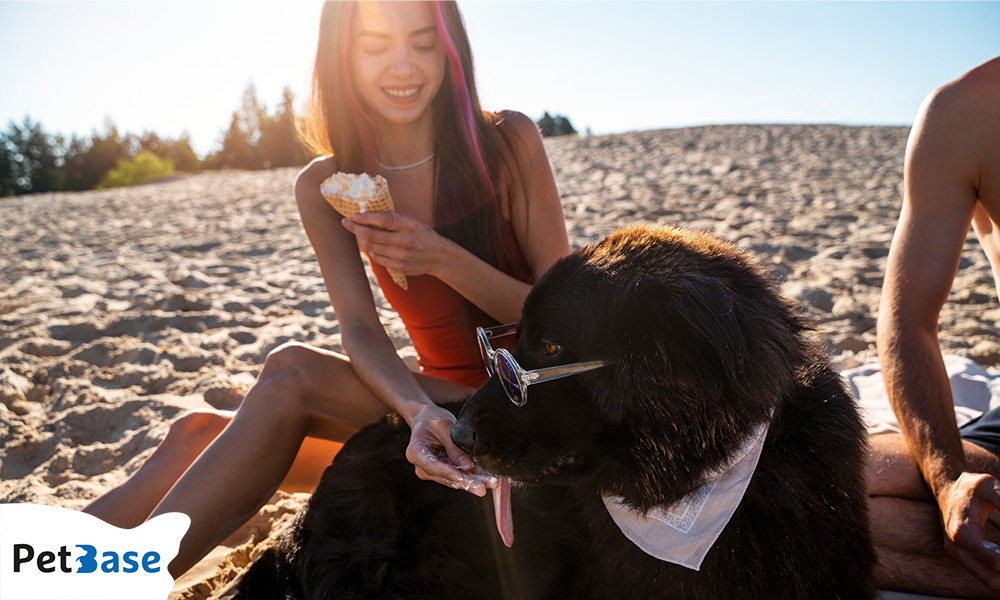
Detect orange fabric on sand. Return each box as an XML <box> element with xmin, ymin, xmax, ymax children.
<box><xmin>369</xmin><ymin>221</ymin><xmax>532</xmax><ymax>389</ymax></box>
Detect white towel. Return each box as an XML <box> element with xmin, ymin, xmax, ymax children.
<box><xmin>841</xmin><ymin>354</ymin><xmax>1000</xmax><ymax>435</ymax></box>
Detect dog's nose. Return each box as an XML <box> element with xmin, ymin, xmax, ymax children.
<box><xmin>450</xmin><ymin>420</ymin><xmax>476</xmax><ymax>454</ymax></box>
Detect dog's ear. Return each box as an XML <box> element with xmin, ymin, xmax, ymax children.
<box><xmin>611</xmin><ymin>274</ymin><xmax>749</xmax><ymax>405</ymax></box>
<box><xmin>671</xmin><ymin>275</ymin><xmax>749</xmax><ymax>393</ymax></box>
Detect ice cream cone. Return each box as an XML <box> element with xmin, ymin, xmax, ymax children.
<box><xmin>321</xmin><ymin>173</ymin><xmax>408</xmax><ymax>290</ymax></box>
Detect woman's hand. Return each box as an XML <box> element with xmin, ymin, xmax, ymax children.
<box><xmin>341</xmin><ymin>212</ymin><xmax>452</xmax><ymax>278</ymax></box>
<box><xmin>404</xmin><ymin>404</ymin><xmax>497</xmax><ymax>496</ymax></box>
<box><xmin>937</xmin><ymin>472</ymin><xmax>1000</xmax><ymax>588</ymax></box>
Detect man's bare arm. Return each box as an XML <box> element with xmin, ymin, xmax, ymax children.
<box><xmin>877</xmin><ymin>71</ymin><xmax>1000</xmax><ymax>586</ymax></box>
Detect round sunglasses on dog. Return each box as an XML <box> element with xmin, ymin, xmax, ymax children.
<box><xmin>476</xmin><ymin>323</ymin><xmax>610</xmax><ymax>406</ymax></box>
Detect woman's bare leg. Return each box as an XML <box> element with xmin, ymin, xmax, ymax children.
<box><xmin>84</xmin><ymin>414</ymin><xmax>344</xmax><ymax>527</ymax></box>
<box><xmin>84</xmin><ymin>410</ymin><xmax>232</xmax><ymax>529</ymax></box>
<box><xmin>142</xmin><ymin>342</ymin><xmax>472</xmax><ymax>578</ymax></box>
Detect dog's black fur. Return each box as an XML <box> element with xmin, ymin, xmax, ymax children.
<box><xmin>235</xmin><ymin>409</ymin><xmax>585</xmax><ymax>600</ymax></box>
<box><xmin>236</xmin><ymin>225</ymin><xmax>876</xmax><ymax>599</ymax></box>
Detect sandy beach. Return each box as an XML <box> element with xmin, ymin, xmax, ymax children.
<box><xmin>3</xmin><ymin>124</ymin><xmax>999</xmax><ymax>597</ymax></box>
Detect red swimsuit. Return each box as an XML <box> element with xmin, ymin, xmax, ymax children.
<box><xmin>369</xmin><ymin>221</ymin><xmax>532</xmax><ymax>388</ymax></box>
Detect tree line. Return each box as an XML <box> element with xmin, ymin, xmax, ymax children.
<box><xmin>536</xmin><ymin>112</ymin><xmax>577</xmax><ymax>137</ymax></box>
<box><xmin>0</xmin><ymin>84</ymin><xmax>309</xmax><ymax>197</ymax></box>
<box><xmin>1</xmin><ymin>84</ymin><xmax>577</xmax><ymax>197</ymax></box>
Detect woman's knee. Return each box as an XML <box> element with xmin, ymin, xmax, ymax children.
<box><xmin>254</xmin><ymin>342</ymin><xmax>352</xmax><ymax>411</ymax></box>
<box><xmin>167</xmin><ymin>410</ymin><xmax>230</xmax><ymax>446</ymax></box>
<box><xmin>259</xmin><ymin>342</ymin><xmax>318</xmax><ymax>389</ymax></box>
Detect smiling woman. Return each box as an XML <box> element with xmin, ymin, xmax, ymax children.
<box><xmin>82</xmin><ymin>0</ymin><xmax>572</xmax><ymax>582</ymax></box>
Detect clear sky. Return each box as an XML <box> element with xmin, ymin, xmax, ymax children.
<box><xmin>1</xmin><ymin>1</ymin><xmax>998</xmax><ymax>157</ymax></box>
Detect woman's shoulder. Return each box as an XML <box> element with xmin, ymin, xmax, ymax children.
<box><xmin>489</xmin><ymin>110</ymin><xmax>547</xmax><ymax>164</ymax></box>
<box><xmin>295</xmin><ymin>156</ymin><xmax>339</xmax><ymax>196</ymax></box>
<box><xmin>491</xmin><ymin>110</ymin><xmax>541</xmax><ymax>138</ymax></box>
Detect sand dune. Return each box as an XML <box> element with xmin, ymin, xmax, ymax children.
<box><xmin>2</xmin><ymin>124</ymin><xmax>998</xmax><ymax>597</ymax></box>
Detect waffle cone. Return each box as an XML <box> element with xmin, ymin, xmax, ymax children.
<box><xmin>321</xmin><ymin>174</ymin><xmax>408</xmax><ymax>290</ymax></box>
<box><xmin>323</xmin><ymin>183</ymin><xmax>394</xmax><ymax>219</ymax></box>
<box><xmin>386</xmin><ymin>268</ymin><xmax>408</xmax><ymax>290</ymax></box>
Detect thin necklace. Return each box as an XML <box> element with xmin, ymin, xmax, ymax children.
<box><xmin>377</xmin><ymin>152</ymin><xmax>435</xmax><ymax>172</ymax></box>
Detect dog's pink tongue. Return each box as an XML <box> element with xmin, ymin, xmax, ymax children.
<box><xmin>492</xmin><ymin>476</ymin><xmax>514</xmax><ymax>547</ymax></box>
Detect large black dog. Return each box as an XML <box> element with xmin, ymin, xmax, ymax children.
<box><xmin>236</xmin><ymin>225</ymin><xmax>876</xmax><ymax>599</ymax></box>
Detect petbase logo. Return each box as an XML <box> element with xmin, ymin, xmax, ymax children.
<box><xmin>0</xmin><ymin>504</ymin><xmax>189</xmax><ymax>600</ymax></box>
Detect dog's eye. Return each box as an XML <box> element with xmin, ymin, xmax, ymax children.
<box><xmin>542</xmin><ymin>342</ymin><xmax>561</xmax><ymax>356</ymax></box>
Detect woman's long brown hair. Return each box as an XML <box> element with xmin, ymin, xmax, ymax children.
<box><xmin>298</xmin><ymin>1</ymin><xmax>530</xmax><ymax>324</ymax></box>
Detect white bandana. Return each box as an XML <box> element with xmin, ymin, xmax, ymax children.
<box><xmin>602</xmin><ymin>419</ymin><xmax>770</xmax><ymax>571</ymax></box>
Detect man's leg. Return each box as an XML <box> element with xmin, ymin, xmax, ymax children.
<box><xmin>867</xmin><ymin>433</ymin><xmax>1000</xmax><ymax>598</ymax></box>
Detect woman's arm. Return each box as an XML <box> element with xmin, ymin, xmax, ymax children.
<box><xmin>440</xmin><ymin>110</ymin><xmax>571</xmax><ymax>320</ymax></box>
<box><xmin>343</xmin><ymin>111</ymin><xmax>571</xmax><ymax>324</ymax></box>
<box><xmin>295</xmin><ymin>158</ymin><xmax>488</xmax><ymax>493</ymax></box>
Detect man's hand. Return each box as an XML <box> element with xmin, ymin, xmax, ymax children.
<box><xmin>938</xmin><ymin>472</ymin><xmax>1000</xmax><ymax>588</ymax></box>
